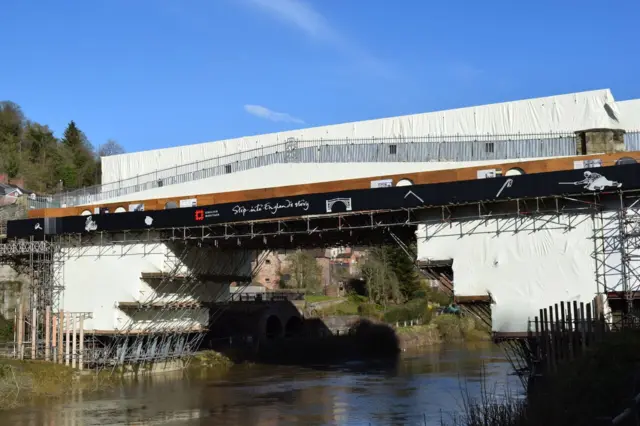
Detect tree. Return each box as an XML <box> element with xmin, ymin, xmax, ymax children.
<box><xmin>360</xmin><ymin>247</ymin><xmax>402</xmax><ymax>306</ymax></box>
<box><xmin>0</xmin><ymin>102</ymin><xmax>102</xmax><ymax>192</ymax></box>
<box><xmin>61</xmin><ymin>121</ymin><xmax>97</xmax><ymax>188</ymax></box>
<box><xmin>282</xmin><ymin>250</ymin><xmax>322</xmax><ymax>292</ymax></box>
<box><xmin>385</xmin><ymin>244</ymin><xmax>421</xmax><ymax>299</ymax></box>
<box><xmin>98</xmin><ymin>139</ymin><xmax>125</xmax><ymax>157</ymax></box>
<box><xmin>0</xmin><ymin>102</ymin><xmax>26</xmax><ymax>179</ymax></box>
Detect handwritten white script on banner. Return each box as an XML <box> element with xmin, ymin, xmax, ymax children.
<box><xmin>232</xmin><ymin>199</ymin><xmax>310</xmax><ymax>216</ymax></box>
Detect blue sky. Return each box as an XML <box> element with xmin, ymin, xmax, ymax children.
<box><xmin>1</xmin><ymin>0</ymin><xmax>639</xmax><ymax>153</ymax></box>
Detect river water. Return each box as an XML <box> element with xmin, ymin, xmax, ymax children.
<box><xmin>2</xmin><ymin>343</ymin><xmax>521</xmax><ymax>426</ymax></box>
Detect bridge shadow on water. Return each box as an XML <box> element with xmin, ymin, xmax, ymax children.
<box><xmin>206</xmin><ymin>314</ymin><xmax>402</xmax><ymax>373</ymax></box>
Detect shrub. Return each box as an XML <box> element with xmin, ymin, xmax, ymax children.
<box><xmin>432</xmin><ymin>314</ymin><xmax>464</xmax><ymax>341</ymax></box>
<box><xmin>357</xmin><ymin>302</ymin><xmax>381</xmax><ymax>319</ymax></box>
<box><xmin>383</xmin><ymin>298</ymin><xmax>432</xmax><ymax>324</ymax></box>
<box><xmin>0</xmin><ymin>315</ymin><xmax>13</xmax><ymax>343</ymax></box>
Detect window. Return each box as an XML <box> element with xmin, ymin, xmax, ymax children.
<box><xmin>485</xmin><ymin>142</ymin><xmax>495</xmax><ymax>154</ymax></box>
<box><xmin>225</xmin><ymin>164</ymin><xmax>232</xmax><ymax>174</ymax></box>
<box><xmin>389</xmin><ymin>144</ymin><xmax>397</xmax><ymax>155</ymax></box>
<box><xmin>265</xmin><ymin>278</ymin><xmax>271</xmax><ymax>283</ymax></box>
<box><xmin>265</xmin><ymin>259</ymin><xmax>271</xmax><ymax>265</ymax></box>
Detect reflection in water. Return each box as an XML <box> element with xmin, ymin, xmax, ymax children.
<box><xmin>1</xmin><ymin>343</ymin><xmax>521</xmax><ymax>426</ymax></box>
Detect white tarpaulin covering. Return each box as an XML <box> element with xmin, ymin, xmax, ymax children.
<box><xmin>416</xmin><ymin>215</ymin><xmax>597</xmax><ymax>333</ymax></box>
<box><xmin>102</xmin><ymin>89</ymin><xmax>621</xmax><ymax>184</ymax></box>
<box><xmin>619</xmin><ymin>99</ymin><xmax>640</xmax><ymax>131</ymax></box>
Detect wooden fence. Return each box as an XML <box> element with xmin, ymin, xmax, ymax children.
<box><xmin>528</xmin><ymin>297</ymin><xmax>607</xmax><ymax>376</ymax></box>
<box><xmin>528</xmin><ymin>298</ymin><xmax>640</xmax><ymax>425</ymax></box>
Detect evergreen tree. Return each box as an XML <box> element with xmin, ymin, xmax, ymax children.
<box><xmin>0</xmin><ymin>101</ymin><xmax>115</xmax><ymax>192</ymax></box>
<box><xmin>61</xmin><ymin>121</ymin><xmax>97</xmax><ymax>188</ymax></box>
<box><xmin>385</xmin><ymin>244</ymin><xmax>421</xmax><ymax>299</ymax></box>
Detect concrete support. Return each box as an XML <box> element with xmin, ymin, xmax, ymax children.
<box><xmin>51</xmin><ymin>314</ymin><xmax>57</xmax><ymax>363</ymax></box>
<box><xmin>576</xmin><ymin>129</ymin><xmax>625</xmax><ymax>155</ymax></box>
<box><xmin>58</xmin><ymin>310</ymin><xmax>64</xmax><ymax>363</ymax></box>
<box><xmin>71</xmin><ymin>315</ymin><xmax>77</xmax><ymax>369</ymax></box>
<box><xmin>65</xmin><ymin>313</ymin><xmax>70</xmax><ymax>366</ymax></box>
<box><xmin>16</xmin><ymin>296</ymin><xmax>23</xmax><ymax>360</ymax></box>
<box><xmin>78</xmin><ymin>316</ymin><xmax>84</xmax><ymax>371</ymax></box>
<box><xmin>30</xmin><ymin>297</ymin><xmax>36</xmax><ymax>360</ymax></box>
<box><xmin>44</xmin><ymin>306</ymin><xmax>50</xmax><ymax>361</ymax></box>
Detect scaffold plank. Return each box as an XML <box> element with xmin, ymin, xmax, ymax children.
<box><xmin>0</xmin><ymin>240</ymin><xmax>52</xmax><ymax>256</ymax></box>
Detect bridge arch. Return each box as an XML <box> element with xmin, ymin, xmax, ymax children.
<box><xmin>326</xmin><ymin>198</ymin><xmax>352</xmax><ymax>213</ymax></box>
<box><xmin>284</xmin><ymin>316</ymin><xmax>304</xmax><ymax>338</ymax></box>
<box><xmin>396</xmin><ymin>178</ymin><xmax>413</xmax><ymax>186</ymax></box>
<box><xmin>265</xmin><ymin>315</ymin><xmax>283</xmax><ymax>340</ymax></box>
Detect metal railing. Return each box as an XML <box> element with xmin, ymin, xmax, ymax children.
<box><xmin>228</xmin><ymin>291</ymin><xmax>305</xmax><ymax>303</ymax></box>
<box><xmin>50</xmin><ymin>132</ymin><xmax>577</xmax><ymax>208</ymax></box>
<box><xmin>625</xmin><ymin>131</ymin><xmax>640</xmax><ymax>152</ymax></box>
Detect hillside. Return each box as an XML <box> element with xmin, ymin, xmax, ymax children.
<box><xmin>0</xmin><ymin>101</ymin><xmax>124</xmax><ymax>194</ymax></box>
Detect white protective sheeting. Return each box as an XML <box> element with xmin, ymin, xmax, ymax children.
<box><xmin>102</xmin><ymin>89</ymin><xmax>619</xmax><ymax>184</ymax></box>
<box><xmin>619</xmin><ymin>99</ymin><xmax>640</xmax><ymax>131</ymax></box>
<box><xmin>96</xmin><ymin>157</ymin><xmax>565</xmax><ymax>205</ymax></box>
<box><xmin>416</xmin><ymin>215</ymin><xmax>596</xmax><ymax>333</ymax></box>
<box><xmin>61</xmin><ymin>240</ymin><xmax>246</xmax><ymax>332</ymax></box>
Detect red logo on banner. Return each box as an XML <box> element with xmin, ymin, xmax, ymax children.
<box><xmin>195</xmin><ymin>209</ymin><xmax>204</xmax><ymax>221</ymax></box>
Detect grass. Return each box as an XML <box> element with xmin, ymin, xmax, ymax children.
<box><xmin>304</xmin><ymin>294</ymin><xmax>341</xmax><ymax>303</ymax></box>
<box><xmin>187</xmin><ymin>350</ymin><xmax>234</xmax><ymax>371</ymax></box>
<box><xmin>442</xmin><ymin>329</ymin><xmax>640</xmax><ymax>426</ymax></box>
<box><xmin>0</xmin><ymin>358</ymin><xmax>119</xmax><ymax>411</ymax></box>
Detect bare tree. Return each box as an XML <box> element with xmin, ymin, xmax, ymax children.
<box><xmin>282</xmin><ymin>250</ymin><xmax>322</xmax><ymax>292</ymax></box>
<box><xmin>98</xmin><ymin>139</ymin><xmax>125</xmax><ymax>157</ymax></box>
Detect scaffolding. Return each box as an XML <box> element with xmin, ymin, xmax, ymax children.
<box><xmin>0</xmin><ymin>238</ymin><xmax>64</xmax><ymax>360</ymax></box>
<box><xmin>1</xmin><ymin>188</ymin><xmax>638</xmax><ymax>373</ymax></box>
<box><xmin>592</xmin><ymin>193</ymin><xmax>640</xmax><ymax>327</ymax></box>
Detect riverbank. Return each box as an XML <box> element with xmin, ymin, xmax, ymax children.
<box><xmin>443</xmin><ymin>329</ymin><xmax>640</xmax><ymax>425</ymax></box>
<box><xmin>396</xmin><ymin>315</ymin><xmax>490</xmax><ymax>350</ymax></box>
<box><xmin>0</xmin><ymin>358</ymin><xmax>120</xmax><ymax>411</ymax></box>
<box><xmin>309</xmin><ymin>293</ymin><xmax>490</xmax><ymax>350</ymax></box>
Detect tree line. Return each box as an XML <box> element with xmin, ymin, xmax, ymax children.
<box><xmin>0</xmin><ymin>101</ymin><xmax>125</xmax><ymax>193</ymax></box>
<box><xmin>281</xmin><ymin>245</ymin><xmax>424</xmax><ymax>304</ymax></box>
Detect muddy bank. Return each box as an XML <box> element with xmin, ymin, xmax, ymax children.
<box><xmin>0</xmin><ymin>359</ymin><xmax>119</xmax><ymax>411</ymax></box>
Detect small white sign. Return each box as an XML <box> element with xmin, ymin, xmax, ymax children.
<box><xmin>574</xmin><ymin>159</ymin><xmax>602</xmax><ymax>169</ymax></box>
<box><xmin>180</xmin><ymin>198</ymin><xmax>197</xmax><ymax>208</ymax></box>
<box><xmin>371</xmin><ymin>179</ymin><xmax>393</xmax><ymax>188</ymax></box>
<box><xmin>128</xmin><ymin>203</ymin><xmax>144</xmax><ymax>212</ymax></box>
<box><xmin>477</xmin><ymin>169</ymin><xmax>498</xmax><ymax>179</ymax></box>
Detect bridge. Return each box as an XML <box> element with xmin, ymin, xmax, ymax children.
<box><xmin>2</xmin><ymin>150</ymin><xmax>640</xmax><ymax>371</ymax></box>
<box><xmin>1</xmin><ymin>88</ymin><xmax>639</xmax><ymax>371</ymax></box>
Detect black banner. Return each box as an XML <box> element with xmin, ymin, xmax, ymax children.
<box><xmin>7</xmin><ymin>163</ymin><xmax>640</xmax><ymax>238</ymax></box>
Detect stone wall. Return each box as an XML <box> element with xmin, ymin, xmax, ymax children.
<box><xmin>0</xmin><ymin>265</ymin><xmax>26</xmax><ymax>320</ymax></box>
<box><xmin>577</xmin><ymin>129</ymin><xmax>626</xmax><ymax>155</ymax></box>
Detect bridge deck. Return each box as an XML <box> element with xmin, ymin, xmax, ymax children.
<box><xmin>26</xmin><ymin>151</ymin><xmax>638</xmax><ymax>219</ymax></box>
<box><xmin>6</xmin><ymin>161</ymin><xmax>640</xmax><ymax>243</ymax></box>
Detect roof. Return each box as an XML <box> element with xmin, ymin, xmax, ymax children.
<box><xmin>619</xmin><ymin>99</ymin><xmax>640</xmax><ymax>131</ymax></box>
<box><xmin>0</xmin><ymin>183</ymin><xmax>22</xmax><ymax>196</ymax></box>
<box><xmin>102</xmin><ymin>89</ymin><xmax>624</xmax><ymax>184</ymax></box>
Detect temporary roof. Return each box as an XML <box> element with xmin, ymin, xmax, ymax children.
<box><xmin>102</xmin><ymin>89</ymin><xmax>624</xmax><ymax>184</ymax></box>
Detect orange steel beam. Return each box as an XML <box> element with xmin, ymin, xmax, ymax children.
<box><xmin>29</xmin><ymin>151</ymin><xmax>638</xmax><ymax>219</ymax></box>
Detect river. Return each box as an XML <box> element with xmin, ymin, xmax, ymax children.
<box><xmin>2</xmin><ymin>343</ymin><xmax>522</xmax><ymax>426</ymax></box>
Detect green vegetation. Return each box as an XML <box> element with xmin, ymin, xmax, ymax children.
<box><xmin>443</xmin><ymin>330</ymin><xmax>640</xmax><ymax>426</ymax></box>
<box><xmin>187</xmin><ymin>350</ymin><xmax>234</xmax><ymax>371</ymax></box>
<box><xmin>0</xmin><ymin>358</ymin><xmax>118</xmax><ymax>410</ymax></box>
<box><xmin>304</xmin><ymin>294</ymin><xmax>339</xmax><ymax>303</ymax></box>
<box><xmin>0</xmin><ymin>101</ymin><xmax>124</xmax><ymax>192</ymax></box>
<box><xmin>281</xmin><ymin>250</ymin><xmax>323</xmax><ymax>292</ymax></box>
<box><xmin>0</xmin><ymin>316</ymin><xmax>13</xmax><ymax>343</ymax></box>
